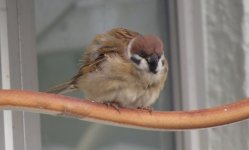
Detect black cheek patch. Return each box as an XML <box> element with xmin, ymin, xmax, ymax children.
<box><xmin>131</xmin><ymin>56</ymin><xmax>141</xmax><ymax>65</ymax></box>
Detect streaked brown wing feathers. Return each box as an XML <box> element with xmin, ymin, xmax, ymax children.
<box><xmin>73</xmin><ymin>28</ymin><xmax>140</xmax><ymax>81</ymax></box>
<box><xmin>107</xmin><ymin>28</ymin><xmax>140</xmax><ymax>44</ymax></box>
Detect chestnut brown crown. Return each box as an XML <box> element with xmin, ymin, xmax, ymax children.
<box><xmin>131</xmin><ymin>35</ymin><xmax>164</xmax><ymax>57</ymax></box>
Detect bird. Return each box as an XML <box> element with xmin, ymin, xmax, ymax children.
<box><xmin>47</xmin><ymin>28</ymin><xmax>168</xmax><ymax>109</ymax></box>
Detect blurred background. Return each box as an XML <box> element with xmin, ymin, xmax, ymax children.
<box><xmin>1</xmin><ymin>0</ymin><xmax>249</xmax><ymax>150</ymax></box>
<box><xmin>35</xmin><ymin>0</ymin><xmax>175</xmax><ymax>150</ymax></box>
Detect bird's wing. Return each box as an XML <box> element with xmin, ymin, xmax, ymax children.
<box><xmin>107</xmin><ymin>28</ymin><xmax>141</xmax><ymax>45</ymax></box>
<box><xmin>72</xmin><ymin>28</ymin><xmax>140</xmax><ymax>82</ymax></box>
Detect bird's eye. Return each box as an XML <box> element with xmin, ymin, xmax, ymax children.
<box><xmin>138</xmin><ymin>51</ymin><xmax>148</xmax><ymax>58</ymax></box>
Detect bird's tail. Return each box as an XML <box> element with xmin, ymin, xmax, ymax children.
<box><xmin>46</xmin><ymin>80</ymin><xmax>77</xmax><ymax>94</ymax></box>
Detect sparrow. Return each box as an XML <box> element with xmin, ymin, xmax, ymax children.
<box><xmin>47</xmin><ymin>28</ymin><xmax>168</xmax><ymax>109</ymax></box>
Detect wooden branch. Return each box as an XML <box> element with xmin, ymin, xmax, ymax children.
<box><xmin>0</xmin><ymin>90</ymin><xmax>248</xmax><ymax>131</ymax></box>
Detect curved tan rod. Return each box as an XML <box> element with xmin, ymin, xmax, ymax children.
<box><xmin>0</xmin><ymin>90</ymin><xmax>248</xmax><ymax>131</ymax></box>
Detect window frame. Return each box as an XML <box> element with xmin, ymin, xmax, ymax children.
<box><xmin>0</xmin><ymin>0</ymin><xmax>41</xmax><ymax>150</ymax></box>
<box><xmin>174</xmin><ymin>0</ymin><xmax>208</xmax><ymax>150</ymax></box>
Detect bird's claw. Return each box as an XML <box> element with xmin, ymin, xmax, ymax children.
<box><xmin>137</xmin><ymin>106</ymin><xmax>153</xmax><ymax>114</ymax></box>
<box><xmin>104</xmin><ymin>101</ymin><xmax>121</xmax><ymax>113</ymax></box>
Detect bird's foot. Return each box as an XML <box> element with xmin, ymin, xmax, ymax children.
<box><xmin>104</xmin><ymin>101</ymin><xmax>121</xmax><ymax>113</ymax></box>
<box><xmin>137</xmin><ymin>106</ymin><xmax>153</xmax><ymax>114</ymax></box>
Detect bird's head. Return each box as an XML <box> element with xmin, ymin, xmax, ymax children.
<box><xmin>128</xmin><ymin>35</ymin><xmax>166</xmax><ymax>74</ymax></box>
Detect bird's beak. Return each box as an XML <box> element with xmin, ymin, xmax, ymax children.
<box><xmin>147</xmin><ymin>53</ymin><xmax>159</xmax><ymax>74</ymax></box>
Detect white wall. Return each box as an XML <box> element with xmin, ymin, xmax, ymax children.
<box><xmin>243</xmin><ymin>0</ymin><xmax>249</xmax><ymax>97</ymax></box>
<box><xmin>205</xmin><ymin>0</ymin><xmax>249</xmax><ymax>149</ymax></box>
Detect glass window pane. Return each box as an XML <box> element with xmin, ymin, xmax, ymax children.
<box><xmin>35</xmin><ymin>0</ymin><xmax>175</xmax><ymax>150</ymax></box>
